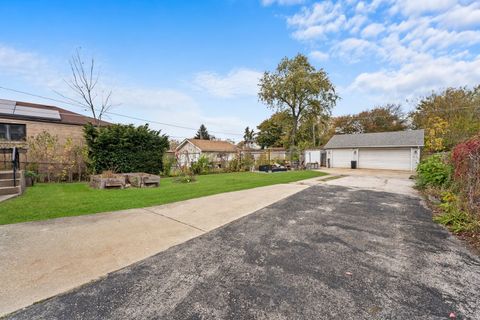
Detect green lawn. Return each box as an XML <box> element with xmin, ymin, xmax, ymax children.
<box><xmin>0</xmin><ymin>171</ymin><xmax>326</xmax><ymax>225</ymax></box>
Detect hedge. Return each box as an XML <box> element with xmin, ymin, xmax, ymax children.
<box><xmin>84</xmin><ymin>123</ymin><xmax>169</xmax><ymax>174</ymax></box>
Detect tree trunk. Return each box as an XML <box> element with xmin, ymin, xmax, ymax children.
<box><xmin>312</xmin><ymin>122</ymin><xmax>316</xmax><ymax>146</ymax></box>
<box><xmin>290</xmin><ymin>115</ymin><xmax>299</xmax><ymax>165</ymax></box>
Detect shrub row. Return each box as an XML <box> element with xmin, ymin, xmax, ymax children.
<box><xmin>84</xmin><ymin>123</ymin><xmax>169</xmax><ymax>174</ymax></box>
<box><xmin>451</xmin><ymin>136</ymin><xmax>480</xmax><ymax>216</ymax></box>
<box><xmin>417</xmin><ymin>135</ymin><xmax>480</xmax><ymax>233</ymax></box>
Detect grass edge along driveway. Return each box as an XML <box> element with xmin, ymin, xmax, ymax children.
<box><xmin>0</xmin><ymin>171</ymin><xmax>326</xmax><ymax>225</ymax></box>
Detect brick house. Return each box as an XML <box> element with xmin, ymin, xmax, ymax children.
<box><xmin>0</xmin><ymin>98</ymin><xmax>110</xmax><ymax>171</ymax></box>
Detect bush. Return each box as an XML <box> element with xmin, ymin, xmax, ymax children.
<box><xmin>84</xmin><ymin>123</ymin><xmax>169</xmax><ymax>174</ymax></box>
<box><xmin>451</xmin><ymin>136</ymin><xmax>480</xmax><ymax>215</ymax></box>
<box><xmin>224</xmin><ymin>155</ymin><xmax>255</xmax><ymax>173</ymax></box>
<box><xmin>227</xmin><ymin>157</ymin><xmax>240</xmax><ymax>172</ymax></box>
<box><xmin>241</xmin><ymin>154</ymin><xmax>255</xmax><ymax>172</ymax></box>
<box><xmin>28</xmin><ymin>131</ymin><xmax>87</xmax><ymax>182</ymax></box>
<box><xmin>416</xmin><ymin>154</ymin><xmax>453</xmax><ymax>189</ymax></box>
<box><xmin>172</xmin><ymin>172</ymin><xmax>196</xmax><ymax>183</ymax></box>
<box><xmin>434</xmin><ymin>191</ymin><xmax>480</xmax><ymax>233</ymax></box>
<box><xmin>434</xmin><ymin>209</ymin><xmax>478</xmax><ymax>233</ymax></box>
<box><xmin>191</xmin><ymin>155</ymin><xmax>211</xmax><ymax>175</ymax></box>
<box><xmin>161</xmin><ymin>153</ymin><xmax>176</xmax><ymax>177</ymax></box>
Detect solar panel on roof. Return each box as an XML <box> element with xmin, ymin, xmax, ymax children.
<box><xmin>14</xmin><ymin>106</ymin><xmax>61</xmax><ymax>120</ymax></box>
<box><xmin>0</xmin><ymin>100</ymin><xmax>62</xmax><ymax>120</ymax></box>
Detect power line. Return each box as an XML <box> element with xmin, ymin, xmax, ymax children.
<box><xmin>0</xmin><ymin>85</ymin><xmax>244</xmax><ymax>137</ymax></box>
<box><xmin>2</xmin><ymin>85</ymin><xmax>478</xmax><ymax>136</ymax></box>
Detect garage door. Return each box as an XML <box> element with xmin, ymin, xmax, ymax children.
<box><xmin>358</xmin><ymin>148</ymin><xmax>411</xmax><ymax>170</ymax></box>
<box><xmin>331</xmin><ymin>149</ymin><xmax>354</xmax><ymax>168</ymax></box>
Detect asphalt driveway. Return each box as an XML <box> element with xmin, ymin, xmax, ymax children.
<box><xmin>8</xmin><ymin>183</ymin><xmax>480</xmax><ymax>319</ymax></box>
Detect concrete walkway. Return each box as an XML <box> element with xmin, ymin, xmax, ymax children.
<box><xmin>0</xmin><ymin>181</ymin><xmax>316</xmax><ymax>316</ymax></box>
<box><xmin>320</xmin><ymin>169</ymin><xmax>417</xmax><ymax>197</ymax></box>
<box><xmin>0</xmin><ymin>194</ymin><xmax>18</xmax><ymax>203</ymax></box>
<box><xmin>318</xmin><ymin>167</ymin><xmax>413</xmax><ymax>179</ymax></box>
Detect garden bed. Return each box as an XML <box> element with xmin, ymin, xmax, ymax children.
<box><xmin>90</xmin><ymin>172</ymin><xmax>161</xmax><ymax>189</ymax></box>
<box><xmin>90</xmin><ymin>173</ymin><xmax>127</xmax><ymax>189</ymax></box>
<box><xmin>124</xmin><ymin>173</ymin><xmax>160</xmax><ymax>188</ymax></box>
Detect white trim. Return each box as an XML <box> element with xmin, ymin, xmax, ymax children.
<box><xmin>175</xmin><ymin>139</ymin><xmax>202</xmax><ymax>153</ymax></box>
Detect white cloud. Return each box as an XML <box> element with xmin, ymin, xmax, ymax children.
<box><xmin>310</xmin><ymin>50</ymin><xmax>329</xmax><ymax>61</ymax></box>
<box><xmin>361</xmin><ymin>23</ymin><xmax>385</xmax><ymax>38</ymax></box>
<box><xmin>284</xmin><ymin>0</ymin><xmax>480</xmax><ymax>111</ymax></box>
<box><xmin>113</xmin><ymin>87</ymin><xmax>199</xmax><ymax>113</ymax></box>
<box><xmin>193</xmin><ymin>68</ymin><xmax>262</xmax><ymax>98</ymax></box>
<box><xmin>0</xmin><ymin>45</ymin><xmax>42</xmax><ymax>73</ymax></box>
<box><xmin>345</xmin><ymin>14</ymin><xmax>368</xmax><ymax>34</ymax></box>
<box><xmin>288</xmin><ymin>1</ymin><xmax>347</xmax><ymax>40</ymax></box>
<box><xmin>350</xmin><ymin>56</ymin><xmax>480</xmax><ymax>99</ymax></box>
<box><xmin>287</xmin><ymin>1</ymin><xmax>342</xmax><ymax>27</ymax></box>
<box><xmin>261</xmin><ymin>0</ymin><xmax>304</xmax><ymax>6</ymax></box>
<box><xmin>389</xmin><ymin>0</ymin><xmax>456</xmax><ymax>16</ymax></box>
<box><xmin>287</xmin><ymin>0</ymin><xmax>480</xmax><ymax>58</ymax></box>
<box><xmin>332</xmin><ymin>38</ymin><xmax>383</xmax><ymax>62</ymax></box>
<box><xmin>355</xmin><ymin>2</ymin><xmax>366</xmax><ymax>13</ymax></box>
<box><xmin>437</xmin><ymin>2</ymin><xmax>480</xmax><ymax>29</ymax></box>
<box><xmin>0</xmin><ymin>44</ymin><xmax>60</xmax><ymax>87</ymax></box>
<box><xmin>0</xmin><ymin>44</ymin><xmax>251</xmax><ymax>140</ymax></box>
<box><xmin>110</xmin><ymin>88</ymin><xmax>248</xmax><ymax>139</ymax></box>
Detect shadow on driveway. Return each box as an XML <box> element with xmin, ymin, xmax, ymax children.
<box><xmin>8</xmin><ymin>185</ymin><xmax>480</xmax><ymax>319</ymax></box>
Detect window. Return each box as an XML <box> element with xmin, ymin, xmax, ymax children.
<box><xmin>0</xmin><ymin>123</ymin><xmax>26</xmax><ymax>141</ymax></box>
<box><xmin>0</xmin><ymin>124</ymin><xmax>6</xmax><ymax>140</ymax></box>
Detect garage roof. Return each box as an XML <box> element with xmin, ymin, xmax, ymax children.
<box><xmin>325</xmin><ymin>129</ymin><xmax>424</xmax><ymax>149</ymax></box>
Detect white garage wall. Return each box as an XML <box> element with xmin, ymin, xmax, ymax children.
<box><xmin>304</xmin><ymin>150</ymin><xmax>321</xmax><ymax>164</ymax></box>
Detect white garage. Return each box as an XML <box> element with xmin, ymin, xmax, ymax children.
<box><xmin>325</xmin><ymin>130</ymin><xmax>424</xmax><ymax>171</ymax></box>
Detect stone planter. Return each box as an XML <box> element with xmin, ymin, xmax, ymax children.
<box><xmin>90</xmin><ymin>174</ymin><xmax>126</xmax><ymax>189</ymax></box>
<box><xmin>124</xmin><ymin>173</ymin><xmax>160</xmax><ymax>188</ymax></box>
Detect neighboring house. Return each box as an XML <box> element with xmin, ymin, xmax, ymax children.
<box><xmin>324</xmin><ymin>130</ymin><xmax>424</xmax><ymax>171</ymax></box>
<box><xmin>0</xmin><ymin>99</ymin><xmax>110</xmax><ymax>169</ymax></box>
<box><xmin>175</xmin><ymin>139</ymin><xmax>238</xmax><ymax>167</ymax></box>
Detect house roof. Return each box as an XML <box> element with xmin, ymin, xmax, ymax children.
<box><xmin>0</xmin><ymin>99</ymin><xmax>112</xmax><ymax>126</ymax></box>
<box><xmin>324</xmin><ymin>130</ymin><xmax>425</xmax><ymax>149</ymax></box>
<box><xmin>178</xmin><ymin>139</ymin><xmax>238</xmax><ymax>152</ymax></box>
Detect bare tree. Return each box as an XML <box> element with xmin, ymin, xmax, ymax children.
<box><xmin>59</xmin><ymin>48</ymin><xmax>112</xmax><ymax>125</ymax></box>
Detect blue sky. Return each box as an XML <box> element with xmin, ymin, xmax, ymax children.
<box><xmin>1</xmin><ymin>0</ymin><xmax>480</xmax><ymax>141</ymax></box>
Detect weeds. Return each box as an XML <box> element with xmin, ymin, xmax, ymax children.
<box><xmin>433</xmin><ymin>191</ymin><xmax>480</xmax><ymax>233</ymax></box>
